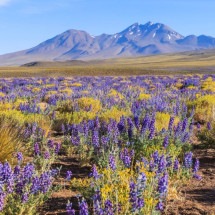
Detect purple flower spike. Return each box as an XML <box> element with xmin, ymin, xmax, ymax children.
<box><xmin>44</xmin><ymin>151</ymin><xmax>50</xmax><ymax>160</ymax></box>
<box><xmin>193</xmin><ymin>159</ymin><xmax>200</xmax><ymax>173</ymax></box>
<box><xmin>66</xmin><ymin>202</ymin><xmax>75</xmax><ymax>215</ymax></box>
<box><xmin>184</xmin><ymin>152</ymin><xmax>193</xmax><ymax>169</ymax></box>
<box><xmin>79</xmin><ymin>199</ymin><xmax>89</xmax><ymax>215</ymax></box>
<box><xmin>55</xmin><ymin>143</ymin><xmax>61</xmax><ymax>154</ymax></box>
<box><xmin>34</xmin><ymin>142</ymin><xmax>40</xmax><ymax>156</ymax></box>
<box><xmin>66</xmin><ymin>171</ymin><xmax>72</xmax><ymax>181</ymax></box>
<box><xmin>17</xmin><ymin>152</ymin><xmax>23</xmax><ymax>162</ymax></box>
<box><xmin>91</xmin><ymin>164</ymin><xmax>100</xmax><ymax>180</ymax></box>
<box><xmin>173</xmin><ymin>159</ymin><xmax>179</xmax><ymax>172</ymax></box>
<box><xmin>158</xmin><ymin>172</ymin><xmax>168</xmax><ymax>196</ymax></box>
<box><xmin>109</xmin><ymin>154</ymin><xmax>116</xmax><ymax>171</ymax></box>
<box><xmin>21</xmin><ymin>192</ymin><xmax>29</xmax><ymax>203</ymax></box>
<box><xmin>156</xmin><ymin>201</ymin><xmax>164</xmax><ymax>211</ymax></box>
<box><xmin>163</xmin><ymin>136</ymin><xmax>169</xmax><ymax>148</ymax></box>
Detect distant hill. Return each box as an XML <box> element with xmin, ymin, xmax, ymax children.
<box><xmin>21</xmin><ymin>60</ymin><xmax>88</xmax><ymax>67</ymax></box>
<box><xmin>1</xmin><ymin>21</ymin><xmax>215</xmax><ymax>66</ymax></box>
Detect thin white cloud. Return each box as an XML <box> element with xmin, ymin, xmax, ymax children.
<box><xmin>0</xmin><ymin>0</ymin><xmax>12</xmax><ymax>6</ymax></box>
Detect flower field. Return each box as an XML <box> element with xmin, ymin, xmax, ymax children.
<box><xmin>0</xmin><ymin>75</ymin><xmax>214</xmax><ymax>214</ymax></box>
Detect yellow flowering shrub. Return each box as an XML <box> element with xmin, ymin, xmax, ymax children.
<box><xmin>188</xmin><ymin>95</ymin><xmax>215</xmax><ymax>122</ymax></box>
<box><xmin>0</xmin><ymin>110</ymin><xmax>51</xmax><ymax>133</ymax></box>
<box><xmin>100</xmin><ymin>107</ymin><xmax>130</xmax><ymax>122</ymax></box>
<box><xmin>155</xmin><ymin>112</ymin><xmax>179</xmax><ymax>132</ymax></box>
<box><xmin>0</xmin><ymin>102</ymin><xmax>13</xmax><ymax>111</ymax></box>
<box><xmin>0</xmin><ymin>92</ymin><xmax>5</xmax><ymax>97</ymax></box>
<box><xmin>60</xmin><ymin>88</ymin><xmax>73</xmax><ymax>95</ymax></box>
<box><xmin>56</xmin><ymin>111</ymin><xmax>96</xmax><ymax>125</ymax></box>
<box><xmin>71</xmin><ymin>82</ymin><xmax>82</xmax><ymax>87</ymax></box>
<box><xmin>107</xmin><ymin>89</ymin><xmax>124</xmax><ymax>100</ymax></box>
<box><xmin>31</xmin><ymin>87</ymin><xmax>41</xmax><ymax>93</ymax></box>
<box><xmin>77</xmin><ymin>97</ymin><xmax>101</xmax><ymax>113</ymax></box>
<box><xmin>201</xmin><ymin>77</ymin><xmax>215</xmax><ymax>92</ymax></box>
<box><xmin>138</xmin><ymin>93</ymin><xmax>151</xmax><ymax>100</ymax></box>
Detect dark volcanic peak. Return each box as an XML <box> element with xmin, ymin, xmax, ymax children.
<box><xmin>0</xmin><ymin>21</ymin><xmax>215</xmax><ymax>66</ymax></box>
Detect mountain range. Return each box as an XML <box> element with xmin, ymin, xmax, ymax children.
<box><xmin>1</xmin><ymin>21</ymin><xmax>215</xmax><ymax>66</ymax></box>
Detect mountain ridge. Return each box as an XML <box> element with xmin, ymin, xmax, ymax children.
<box><xmin>1</xmin><ymin>21</ymin><xmax>215</xmax><ymax>66</ymax></box>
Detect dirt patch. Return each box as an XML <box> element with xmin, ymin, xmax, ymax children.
<box><xmin>166</xmin><ymin>148</ymin><xmax>215</xmax><ymax>215</ymax></box>
<box><xmin>39</xmin><ymin>155</ymin><xmax>91</xmax><ymax>215</ymax></box>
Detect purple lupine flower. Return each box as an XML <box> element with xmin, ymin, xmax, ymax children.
<box><xmin>157</xmin><ymin>155</ymin><xmax>166</xmax><ymax>174</ymax></box>
<box><xmin>17</xmin><ymin>152</ymin><xmax>23</xmax><ymax>162</ymax></box>
<box><xmin>79</xmin><ymin>199</ymin><xmax>89</xmax><ymax>215</ymax></box>
<box><xmin>93</xmin><ymin>191</ymin><xmax>103</xmax><ymax>215</ymax></box>
<box><xmin>71</xmin><ymin>135</ymin><xmax>80</xmax><ymax>146</ymax></box>
<box><xmin>47</xmin><ymin>139</ymin><xmax>55</xmax><ymax>149</ymax></box>
<box><xmin>66</xmin><ymin>202</ymin><xmax>75</xmax><ymax>215</ymax></box>
<box><xmin>30</xmin><ymin>176</ymin><xmax>40</xmax><ymax>194</ymax></box>
<box><xmin>137</xmin><ymin>172</ymin><xmax>147</xmax><ymax>194</ymax></box>
<box><xmin>120</xmin><ymin>148</ymin><xmax>133</xmax><ymax>168</ymax></box>
<box><xmin>137</xmin><ymin>198</ymin><xmax>144</xmax><ymax>209</ymax></box>
<box><xmin>55</xmin><ymin>143</ymin><xmax>61</xmax><ymax>154</ymax></box>
<box><xmin>193</xmin><ymin>174</ymin><xmax>202</xmax><ymax>180</ymax></box>
<box><xmin>117</xmin><ymin>116</ymin><xmax>126</xmax><ymax>133</ymax></box>
<box><xmin>127</xmin><ymin>117</ymin><xmax>134</xmax><ymax>140</ymax></box>
<box><xmin>44</xmin><ymin>151</ymin><xmax>50</xmax><ymax>159</ymax></box>
<box><xmin>2</xmin><ymin>162</ymin><xmax>13</xmax><ymax>182</ymax></box>
<box><xmin>168</xmin><ymin>116</ymin><xmax>174</xmax><ymax>131</ymax></box>
<box><xmin>21</xmin><ymin>192</ymin><xmax>29</xmax><ymax>203</ymax></box>
<box><xmin>7</xmin><ymin>177</ymin><xmax>14</xmax><ymax>193</ymax></box>
<box><xmin>158</xmin><ymin>172</ymin><xmax>168</xmax><ymax>196</ymax></box>
<box><xmin>181</xmin><ymin>132</ymin><xmax>190</xmax><ymax>143</ymax></box>
<box><xmin>15</xmin><ymin>180</ymin><xmax>25</xmax><ymax>195</ymax></box>
<box><xmin>104</xmin><ymin>199</ymin><xmax>114</xmax><ymax>215</ymax></box>
<box><xmin>113</xmin><ymin>123</ymin><xmax>120</xmax><ymax>144</ymax></box>
<box><xmin>129</xmin><ymin>181</ymin><xmax>144</xmax><ymax>212</ymax></box>
<box><xmin>92</xmin><ymin>130</ymin><xmax>99</xmax><ymax>148</ymax></box>
<box><xmin>182</xmin><ymin>118</ymin><xmax>188</xmax><ymax>132</ymax></box>
<box><xmin>184</xmin><ymin>152</ymin><xmax>193</xmax><ymax>169</ymax></box>
<box><xmin>148</xmin><ymin>116</ymin><xmax>155</xmax><ymax>140</ymax></box>
<box><xmin>163</xmin><ymin>136</ymin><xmax>169</xmax><ymax>148</ymax></box>
<box><xmin>101</xmin><ymin>136</ymin><xmax>109</xmax><ymax>146</ymax></box>
<box><xmin>193</xmin><ymin>159</ymin><xmax>200</xmax><ymax>173</ymax></box>
<box><xmin>109</xmin><ymin>155</ymin><xmax>116</xmax><ymax>171</ymax></box>
<box><xmin>82</xmin><ymin>122</ymin><xmax>88</xmax><ymax>139</ymax></box>
<box><xmin>0</xmin><ymin>193</ymin><xmax>6</xmax><ymax>211</ymax></box>
<box><xmin>173</xmin><ymin>159</ymin><xmax>179</xmax><ymax>171</ymax></box>
<box><xmin>95</xmin><ymin>116</ymin><xmax>100</xmax><ymax>129</ymax></box>
<box><xmin>66</xmin><ymin>171</ymin><xmax>72</xmax><ymax>181</ymax></box>
<box><xmin>166</xmin><ymin>156</ymin><xmax>172</xmax><ymax>167</ymax></box>
<box><xmin>152</xmin><ymin>151</ymin><xmax>160</xmax><ymax>165</ymax></box>
<box><xmin>51</xmin><ymin>169</ymin><xmax>59</xmax><ymax>177</ymax></box>
<box><xmin>39</xmin><ymin>172</ymin><xmax>52</xmax><ymax>193</ymax></box>
<box><xmin>34</xmin><ymin>142</ymin><xmax>40</xmax><ymax>156</ymax></box>
<box><xmin>134</xmin><ymin>116</ymin><xmax>140</xmax><ymax>130</ymax></box>
<box><xmin>23</xmin><ymin>163</ymin><xmax>35</xmax><ymax>180</ymax></box>
<box><xmin>91</xmin><ymin>164</ymin><xmax>100</xmax><ymax>180</ymax></box>
<box><xmin>207</xmin><ymin>122</ymin><xmax>212</xmax><ymax>130</ymax></box>
<box><xmin>174</xmin><ymin>122</ymin><xmax>182</xmax><ymax>137</ymax></box>
<box><xmin>141</xmin><ymin>114</ymin><xmax>150</xmax><ymax>135</ymax></box>
<box><xmin>129</xmin><ymin>181</ymin><xmax>137</xmax><ymax>211</ymax></box>
<box><xmin>197</xmin><ymin>123</ymin><xmax>201</xmax><ymax>130</ymax></box>
<box><xmin>14</xmin><ymin>165</ymin><xmax>21</xmax><ymax>176</ymax></box>
<box><xmin>155</xmin><ymin>201</ymin><xmax>164</xmax><ymax>211</ymax></box>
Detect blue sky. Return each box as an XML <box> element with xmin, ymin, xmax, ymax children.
<box><xmin>0</xmin><ymin>0</ymin><xmax>214</xmax><ymax>54</ymax></box>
